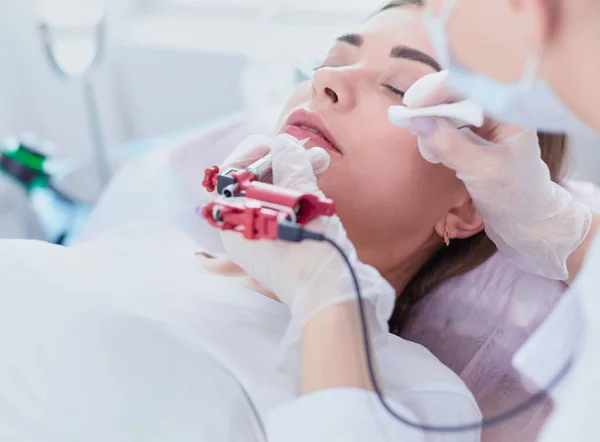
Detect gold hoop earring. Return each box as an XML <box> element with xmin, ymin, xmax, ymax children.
<box><xmin>444</xmin><ymin>225</ymin><xmax>451</xmax><ymax>247</ymax></box>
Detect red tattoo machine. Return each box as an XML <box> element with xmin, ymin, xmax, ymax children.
<box><xmin>199</xmin><ymin>155</ymin><xmax>335</xmax><ymax>241</ymax></box>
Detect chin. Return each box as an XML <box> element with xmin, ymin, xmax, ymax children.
<box><xmin>315</xmin><ymin>169</ymin><xmax>340</xmax><ymax>199</ymax></box>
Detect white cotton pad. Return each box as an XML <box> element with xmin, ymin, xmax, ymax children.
<box><xmin>388</xmin><ymin>100</ymin><xmax>485</xmax><ymax>129</ymax></box>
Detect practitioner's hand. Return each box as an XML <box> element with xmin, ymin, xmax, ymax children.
<box><xmin>220</xmin><ymin>134</ymin><xmax>395</xmax><ymax>349</ymax></box>
<box><xmin>209</xmin><ymin>134</ymin><xmax>330</xmax><ymax>192</ymax></box>
<box><xmin>389</xmin><ymin>70</ymin><xmax>592</xmax><ymax>280</ymax></box>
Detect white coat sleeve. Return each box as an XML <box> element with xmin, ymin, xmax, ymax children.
<box><xmin>267</xmin><ymin>388</ymin><xmax>481</xmax><ymax>442</ymax></box>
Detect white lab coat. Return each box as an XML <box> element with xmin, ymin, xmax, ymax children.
<box><xmin>0</xmin><ymin>223</ymin><xmax>481</xmax><ymax>442</ymax></box>
<box><xmin>517</xmin><ymin>230</ymin><xmax>600</xmax><ymax>442</ymax></box>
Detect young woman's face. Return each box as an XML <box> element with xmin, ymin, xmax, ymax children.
<box><xmin>276</xmin><ymin>6</ymin><xmax>475</xmax><ymax>269</ymax></box>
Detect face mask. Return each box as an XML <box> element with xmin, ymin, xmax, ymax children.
<box><xmin>423</xmin><ymin>0</ymin><xmax>594</xmax><ymax>135</ymax></box>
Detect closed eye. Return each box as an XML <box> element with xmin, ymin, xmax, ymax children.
<box><xmin>384</xmin><ymin>84</ymin><xmax>405</xmax><ymax>98</ymax></box>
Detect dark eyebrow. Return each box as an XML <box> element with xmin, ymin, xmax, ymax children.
<box><xmin>334</xmin><ymin>34</ymin><xmax>440</xmax><ymax>72</ymax></box>
<box><xmin>391</xmin><ymin>45</ymin><xmax>441</xmax><ymax>72</ymax></box>
<box><xmin>335</xmin><ymin>33</ymin><xmax>363</xmax><ymax>47</ymax></box>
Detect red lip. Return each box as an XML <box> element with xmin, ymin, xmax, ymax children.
<box><xmin>282</xmin><ymin>109</ymin><xmax>342</xmax><ymax>154</ymax></box>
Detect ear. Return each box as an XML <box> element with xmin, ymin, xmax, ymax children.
<box><xmin>434</xmin><ymin>197</ymin><xmax>485</xmax><ymax>243</ymax></box>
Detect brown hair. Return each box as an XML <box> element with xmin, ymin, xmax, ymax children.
<box><xmin>375</xmin><ymin>1</ymin><xmax>570</xmax><ymax>335</ymax></box>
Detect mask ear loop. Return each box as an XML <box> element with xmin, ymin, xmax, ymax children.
<box><xmin>443</xmin><ymin>0</ymin><xmax>459</xmax><ymax>15</ymax></box>
<box><xmin>422</xmin><ymin>0</ymin><xmax>459</xmax><ymax>69</ymax></box>
<box><xmin>426</xmin><ymin>0</ymin><xmax>458</xmax><ymax>17</ymax></box>
<box><xmin>519</xmin><ymin>46</ymin><xmax>542</xmax><ymax>91</ymax></box>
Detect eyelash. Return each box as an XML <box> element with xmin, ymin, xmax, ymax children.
<box><xmin>384</xmin><ymin>84</ymin><xmax>405</xmax><ymax>98</ymax></box>
<box><xmin>312</xmin><ymin>66</ymin><xmax>406</xmax><ymax>99</ymax></box>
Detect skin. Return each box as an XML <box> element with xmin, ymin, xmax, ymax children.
<box><xmin>298</xmin><ymin>6</ymin><xmax>482</xmax><ymax>396</ymax></box>
<box><xmin>275</xmin><ymin>5</ymin><xmax>484</xmax><ymax>294</ymax></box>
<box><xmin>204</xmin><ymin>6</ymin><xmax>485</xmax><ymax>299</ymax></box>
<box><xmin>424</xmin><ymin>0</ymin><xmax>600</xmax><ymax>284</ymax></box>
<box><xmin>203</xmin><ymin>6</ymin><xmax>486</xmax><ymax>396</ymax></box>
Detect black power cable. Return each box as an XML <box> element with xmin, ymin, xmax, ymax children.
<box><xmin>277</xmin><ymin>220</ymin><xmax>573</xmax><ymax>434</ymax></box>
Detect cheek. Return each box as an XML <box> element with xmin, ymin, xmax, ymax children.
<box><xmin>320</xmin><ymin>129</ymin><xmax>464</xmax><ymax>232</ymax></box>
<box><xmin>369</xmin><ymin>142</ymin><xmax>462</xmax><ymax>216</ymax></box>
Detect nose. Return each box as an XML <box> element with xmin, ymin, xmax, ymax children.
<box><xmin>311</xmin><ymin>67</ymin><xmax>358</xmax><ymax>112</ymax></box>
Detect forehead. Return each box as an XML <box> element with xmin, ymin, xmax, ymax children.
<box><xmin>357</xmin><ymin>6</ymin><xmax>434</xmax><ymax>57</ymax></box>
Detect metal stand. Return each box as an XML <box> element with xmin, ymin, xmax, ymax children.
<box><xmin>83</xmin><ymin>76</ymin><xmax>110</xmax><ymax>186</ymax></box>
<box><xmin>39</xmin><ymin>17</ymin><xmax>110</xmax><ymax>188</ymax></box>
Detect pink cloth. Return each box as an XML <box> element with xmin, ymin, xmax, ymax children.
<box><xmin>401</xmin><ymin>253</ymin><xmax>565</xmax><ymax>442</ymax></box>
<box><xmin>401</xmin><ymin>181</ymin><xmax>599</xmax><ymax>441</ymax></box>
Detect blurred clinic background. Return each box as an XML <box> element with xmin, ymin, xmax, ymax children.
<box><xmin>1</xmin><ymin>0</ymin><xmax>599</xmax><ymax>244</ymax></box>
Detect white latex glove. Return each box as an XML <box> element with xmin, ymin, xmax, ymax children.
<box><xmin>211</xmin><ymin>134</ymin><xmax>331</xmax><ymax>190</ymax></box>
<box><xmin>218</xmin><ymin>134</ymin><xmax>273</xmax><ymax>173</ymax></box>
<box><xmin>220</xmin><ymin>134</ymin><xmax>395</xmax><ymax>352</ymax></box>
<box><xmin>389</xmin><ymin>70</ymin><xmax>592</xmax><ymax>280</ymax></box>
